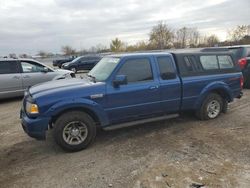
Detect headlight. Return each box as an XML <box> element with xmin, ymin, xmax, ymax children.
<box><xmin>26</xmin><ymin>102</ymin><xmax>39</xmax><ymax>114</ymax></box>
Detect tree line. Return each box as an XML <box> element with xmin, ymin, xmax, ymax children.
<box><xmin>6</xmin><ymin>23</ymin><xmax>249</xmax><ymax>58</ymax></box>
<box><xmin>110</xmin><ymin>23</ymin><xmax>250</xmax><ymax>52</ymax></box>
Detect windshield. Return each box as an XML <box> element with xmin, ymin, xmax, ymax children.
<box><xmin>71</xmin><ymin>56</ymin><xmax>82</xmax><ymax>63</ymax></box>
<box><xmin>88</xmin><ymin>57</ymin><xmax>120</xmax><ymax>82</ymax></box>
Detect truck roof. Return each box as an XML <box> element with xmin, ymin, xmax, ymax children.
<box><xmin>108</xmin><ymin>49</ymin><xmax>233</xmax><ymax>58</ymax></box>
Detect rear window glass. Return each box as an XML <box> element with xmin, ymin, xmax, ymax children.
<box><xmin>183</xmin><ymin>56</ymin><xmax>203</xmax><ymax>73</ymax></box>
<box><xmin>200</xmin><ymin>56</ymin><xmax>219</xmax><ymax>70</ymax></box>
<box><xmin>157</xmin><ymin>56</ymin><xmax>176</xmax><ymax>80</ymax></box>
<box><xmin>218</xmin><ymin>56</ymin><xmax>234</xmax><ymax>69</ymax></box>
<box><xmin>0</xmin><ymin>61</ymin><xmax>19</xmax><ymax>74</ymax></box>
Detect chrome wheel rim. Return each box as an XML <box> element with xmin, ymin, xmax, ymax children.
<box><xmin>63</xmin><ymin>121</ymin><xmax>88</xmax><ymax>145</ymax></box>
<box><xmin>207</xmin><ymin>100</ymin><xmax>221</xmax><ymax>118</ymax></box>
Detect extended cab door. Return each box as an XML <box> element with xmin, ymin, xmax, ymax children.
<box><xmin>154</xmin><ymin>55</ymin><xmax>182</xmax><ymax>113</ymax></box>
<box><xmin>0</xmin><ymin>60</ymin><xmax>23</xmax><ymax>98</ymax></box>
<box><xmin>20</xmin><ymin>60</ymin><xmax>56</xmax><ymax>89</ymax></box>
<box><xmin>105</xmin><ymin>56</ymin><xmax>161</xmax><ymax>124</ymax></box>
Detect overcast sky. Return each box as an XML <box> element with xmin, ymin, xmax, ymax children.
<box><xmin>0</xmin><ymin>0</ymin><xmax>249</xmax><ymax>55</ymax></box>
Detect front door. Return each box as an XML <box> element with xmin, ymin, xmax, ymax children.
<box><xmin>20</xmin><ymin>60</ymin><xmax>56</xmax><ymax>89</ymax></box>
<box><xmin>105</xmin><ymin>57</ymin><xmax>162</xmax><ymax>124</ymax></box>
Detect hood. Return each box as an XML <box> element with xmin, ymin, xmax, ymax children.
<box><xmin>29</xmin><ymin>77</ymin><xmax>106</xmax><ymax>102</ymax></box>
<box><xmin>54</xmin><ymin>68</ymin><xmax>73</xmax><ymax>74</ymax></box>
<box><xmin>30</xmin><ymin>78</ymin><xmax>92</xmax><ymax>97</ymax></box>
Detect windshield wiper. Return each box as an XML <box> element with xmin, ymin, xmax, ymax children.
<box><xmin>87</xmin><ymin>74</ymin><xmax>96</xmax><ymax>83</ymax></box>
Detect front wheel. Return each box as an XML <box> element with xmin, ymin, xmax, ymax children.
<box><xmin>53</xmin><ymin>111</ymin><xmax>96</xmax><ymax>152</ymax></box>
<box><xmin>196</xmin><ymin>93</ymin><xmax>223</xmax><ymax>120</ymax></box>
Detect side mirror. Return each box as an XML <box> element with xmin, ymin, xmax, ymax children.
<box><xmin>41</xmin><ymin>67</ymin><xmax>49</xmax><ymax>73</ymax></box>
<box><xmin>113</xmin><ymin>75</ymin><xmax>127</xmax><ymax>87</ymax></box>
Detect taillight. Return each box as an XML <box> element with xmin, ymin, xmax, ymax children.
<box><xmin>240</xmin><ymin>76</ymin><xmax>244</xmax><ymax>89</ymax></box>
<box><xmin>238</xmin><ymin>58</ymin><xmax>247</xmax><ymax>69</ymax></box>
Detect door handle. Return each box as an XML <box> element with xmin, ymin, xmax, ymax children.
<box><xmin>149</xmin><ymin>85</ymin><xmax>159</xmax><ymax>90</ymax></box>
<box><xmin>23</xmin><ymin>75</ymin><xmax>31</xmax><ymax>79</ymax></box>
<box><xmin>12</xmin><ymin>76</ymin><xmax>20</xmax><ymax>79</ymax></box>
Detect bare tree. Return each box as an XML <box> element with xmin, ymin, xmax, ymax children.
<box><xmin>189</xmin><ymin>28</ymin><xmax>201</xmax><ymax>47</ymax></box>
<box><xmin>61</xmin><ymin>45</ymin><xmax>76</xmax><ymax>56</ymax></box>
<box><xmin>110</xmin><ymin>38</ymin><xmax>125</xmax><ymax>52</ymax></box>
<box><xmin>38</xmin><ymin>50</ymin><xmax>48</xmax><ymax>58</ymax></box>
<box><xmin>174</xmin><ymin>27</ymin><xmax>201</xmax><ymax>48</ymax></box>
<box><xmin>229</xmin><ymin>25</ymin><xmax>250</xmax><ymax>42</ymax></box>
<box><xmin>19</xmin><ymin>54</ymin><xmax>29</xmax><ymax>58</ymax></box>
<box><xmin>174</xmin><ymin>27</ymin><xmax>189</xmax><ymax>48</ymax></box>
<box><xmin>206</xmin><ymin>35</ymin><xmax>220</xmax><ymax>47</ymax></box>
<box><xmin>149</xmin><ymin>21</ymin><xmax>173</xmax><ymax>49</ymax></box>
<box><xmin>9</xmin><ymin>53</ymin><xmax>17</xmax><ymax>59</ymax></box>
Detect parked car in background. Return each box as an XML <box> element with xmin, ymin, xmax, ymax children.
<box><xmin>202</xmin><ymin>45</ymin><xmax>250</xmax><ymax>88</ymax></box>
<box><xmin>62</xmin><ymin>55</ymin><xmax>102</xmax><ymax>73</ymax></box>
<box><xmin>0</xmin><ymin>59</ymin><xmax>75</xmax><ymax>99</ymax></box>
<box><xmin>21</xmin><ymin>50</ymin><xmax>243</xmax><ymax>151</ymax></box>
<box><xmin>53</xmin><ymin>56</ymin><xmax>76</xmax><ymax>68</ymax></box>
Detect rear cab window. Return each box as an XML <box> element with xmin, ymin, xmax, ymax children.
<box><xmin>156</xmin><ymin>56</ymin><xmax>176</xmax><ymax>80</ymax></box>
<box><xmin>218</xmin><ymin>55</ymin><xmax>234</xmax><ymax>69</ymax></box>
<box><xmin>0</xmin><ymin>61</ymin><xmax>20</xmax><ymax>74</ymax></box>
<box><xmin>117</xmin><ymin>58</ymin><xmax>153</xmax><ymax>83</ymax></box>
<box><xmin>176</xmin><ymin>53</ymin><xmax>237</xmax><ymax>77</ymax></box>
<box><xmin>200</xmin><ymin>55</ymin><xmax>234</xmax><ymax>70</ymax></box>
<box><xmin>200</xmin><ymin>56</ymin><xmax>218</xmax><ymax>70</ymax></box>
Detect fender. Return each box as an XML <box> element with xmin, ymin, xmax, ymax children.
<box><xmin>44</xmin><ymin>98</ymin><xmax>110</xmax><ymax>126</ymax></box>
<box><xmin>194</xmin><ymin>81</ymin><xmax>233</xmax><ymax>109</ymax></box>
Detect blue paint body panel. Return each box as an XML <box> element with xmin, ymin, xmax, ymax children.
<box><xmin>20</xmin><ymin>52</ymin><xmax>243</xmax><ymax>140</ymax></box>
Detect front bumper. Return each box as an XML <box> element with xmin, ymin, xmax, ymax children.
<box><xmin>21</xmin><ymin>110</ymin><xmax>50</xmax><ymax>140</ymax></box>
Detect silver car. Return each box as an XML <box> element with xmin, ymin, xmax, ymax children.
<box><xmin>0</xmin><ymin>59</ymin><xmax>75</xmax><ymax>99</ymax></box>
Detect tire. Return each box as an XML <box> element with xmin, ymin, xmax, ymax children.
<box><xmin>222</xmin><ymin>99</ymin><xmax>228</xmax><ymax>113</ymax></box>
<box><xmin>196</xmin><ymin>93</ymin><xmax>223</xmax><ymax>120</ymax></box>
<box><xmin>70</xmin><ymin>67</ymin><xmax>77</xmax><ymax>73</ymax></box>
<box><xmin>53</xmin><ymin>111</ymin><xmax>96</xmax><ymax>152</ymax></box>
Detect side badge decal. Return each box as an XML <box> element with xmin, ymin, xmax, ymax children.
<box><xmin>90</xmin><ymin>94</ymin><xmax>104</xmax><ymax>99</ymax></box>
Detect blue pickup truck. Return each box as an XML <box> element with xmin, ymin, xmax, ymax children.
<box><xmin>21</xmin><ymin>51</ymin><xmax>243</xmax><ymax>151</ymax></box>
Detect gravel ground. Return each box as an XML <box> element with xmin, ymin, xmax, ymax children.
<box><xmin>0</xmin><ymin>90</ymin><xmax>250</xmax><ymax>188</ymax></box>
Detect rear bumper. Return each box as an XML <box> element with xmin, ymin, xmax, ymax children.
<box><xmin>21</xmin><ymin>110</ymin><xmax>50</xmax><ymax>140</ymax></box>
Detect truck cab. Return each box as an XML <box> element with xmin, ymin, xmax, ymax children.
<box><xmin>21</xmin><ymin>51</ymin><xmax>243</xmax><ymax>152</ymax></box>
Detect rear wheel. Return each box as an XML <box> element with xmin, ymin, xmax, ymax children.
<box><xmin>53</xmin><ymin>111</ymin><xmax>96</xmax><ymax>152</ymax></box>
<box><xmin>70</xmin><ymin>67</ymin><xmax>77</xmax><ymax>73</ymax></box>
<box><xmin>196</xmin><ymin>93</ymin><xmax>223</xmax><ymax>120</ymax></box>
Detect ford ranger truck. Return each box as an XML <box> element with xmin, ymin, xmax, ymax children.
<box><xmin>21</xmin><ymin>51</ymin><xmax>243</xmax><ymax>152</ymax></box>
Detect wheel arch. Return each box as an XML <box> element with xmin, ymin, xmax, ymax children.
<box><xmin>195</xmin><ymin>82</ymin><xmax>233</xmax><ymax>110</ymax></box>
<box><xmin>50</xmin><ymin>107</ymin><xmax>101</xmax><ymax>128</ymax></box>
<box><xmin>46</xmin><ymin>100</ymin><xmax>110</xmax><ymax>129</ymax></box>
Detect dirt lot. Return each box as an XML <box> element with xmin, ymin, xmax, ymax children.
<box><xmin>0</xmin><ymin>90</ymin><xmax>250</xmax><ymax>188</ymax></box>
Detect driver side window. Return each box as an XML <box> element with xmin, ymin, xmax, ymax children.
<box><xmin>21</xmin><ymin>61</ymin><xmax>45</xmax><ymax>73</ymax></box>
<box><xmin>117</xmin><ymin>58</ymin><xmax>153</xmax><ymax>83</ymax></box>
